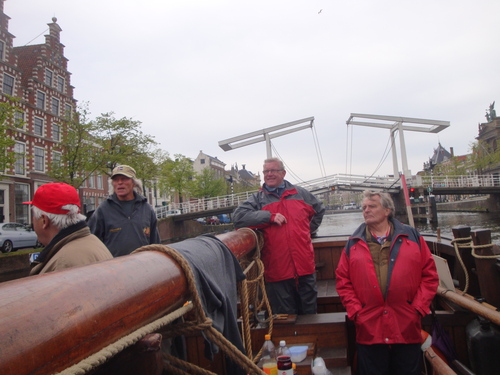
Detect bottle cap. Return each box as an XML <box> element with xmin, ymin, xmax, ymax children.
<box><xmin>265</xmin><ymin>334</ymin><xmax>271</xmax><ymax>340</ymax></box>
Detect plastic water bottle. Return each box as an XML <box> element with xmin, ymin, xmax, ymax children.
<box><xmin>261</xmin><ymin>334</ymin><xmax>277</xmax><ymax>375</ymax></box>
<box><xmin>277</xmin><ymin>340</ymin><xmax>291</xmax><ymax>358</ymax></box>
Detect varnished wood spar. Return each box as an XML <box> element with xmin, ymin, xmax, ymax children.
<box><xmin>437</xmin><ymin>286</ymin><xmax>500</xmax><ymax>326</ymax></box>
<box><xmin>0</xmin><ymin>230</ymin><xmax>259</xmax><ymax>375</ymax></box>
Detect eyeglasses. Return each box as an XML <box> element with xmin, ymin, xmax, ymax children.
<box><xmin>262</xmin><ymin>169</ymin><xmax>284</xmax><ymax>174</ymax></box>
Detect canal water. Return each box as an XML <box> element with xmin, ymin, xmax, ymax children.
<box><xmin>317</xmin><ymin>211</ymin><xmax>500</xmax><ymax>242</ymax></box>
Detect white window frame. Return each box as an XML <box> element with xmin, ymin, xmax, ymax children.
<box><xmin>52</xmin><ymin>123</ymin><xmax>60</xmax><ymax>141</ymax></box>
<box><xmin>51</xmin><ymin>97</ymin><xmax>60</xmax><ymax>116</ymax></box>
<box><xmin>34</xmin><ymin>147</ymin><xmax>45</xmax><ymax>172</ymax></box>
<box><xmin>34</xmin><ymin>117</ymin><xmax>43</xmax><ymax>136</ymax></box>
<box><xmin>57</xmin><ymin>76</ymin><xmax>64</xmax><ymax>92</ymax></box>
<box><xmin>3</xmin><ymin>73</ymin><xmax>14</xmax><ymax>95</ymax></box>
<box><xmin>36</xmin><ymin>90</ymin><xmax>45</xmax><ymax>110</ymax></box>
<box><xmin>14</xmin><ymin>142</ymin><xmax>26</xmax><ymax>175</ymax></box>
<box><xmin>45</xmin><ymin>68</ymin><xmax>53</xmax><ymax>87</ymax></box>
<box><xmin>52</xmin><ymin>151</ymin><xmax>62</xmax><ymax>168</ymax></box>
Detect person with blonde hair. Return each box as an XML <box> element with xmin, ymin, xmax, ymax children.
<box><xmin>24</xmin><ymin>182</ymin><xmax>112</xmax><ymax>275</ymax></box>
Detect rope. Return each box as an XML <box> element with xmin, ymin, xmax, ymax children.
<box><xmin>450</xmin><ymin>236</ymin><xmax>500</xmax><ymax>295</ymax></box>
<box><xmin>59</xmin><ymin>241</ymin><xmax>266</xmax><ymax>375</ymax></box>
<box><xmin>56</xmin><ymin>302</ymin><xmax>194</xmax><ymax>375</ymax></box>
<box><xmin>450</xmin><ymin>237</ymin><xmax>472</xmax><ymax>294</ymax></box>
<box><xmin>132</xmin><ymin>243</ymin><xmax>266</xmax><ymax>375</ymax></box>
<box><xmin>234</xmin><ymin>228</ymin><xmax>275</xmax><ymax>364</ymax></box>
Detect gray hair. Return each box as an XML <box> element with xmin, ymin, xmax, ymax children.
<box><xmin>32</xmin><ymin>205</ymin><xmax>87</xmax><ymax>231</ymax></box>
<box><xmin>363</xmin><ymin>190</ymin><xmax>395</xmax><ymax>218</ymax></box>
<box><xmin>263</xmin><ymin>157</ymin><xmax>285</xmax><ymax>170</ymax></box>
<box><xmin>133</xmin><ymin>178</ymin><xmax>143</xmax><ymax>195</ymax></box>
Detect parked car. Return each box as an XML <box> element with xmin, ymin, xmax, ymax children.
<box><xmin>0</xmin><ymin>223</ymin><xmax>42</xmax><ymax>253</ymax></box>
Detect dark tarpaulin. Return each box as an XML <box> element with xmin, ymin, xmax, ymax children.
<box><xmin>169</xmin><ymin>233</ymin><xmax>247</xmax><ymax>375</ymax></box>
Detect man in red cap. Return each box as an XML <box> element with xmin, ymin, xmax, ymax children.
<box><xmin>24</xmin><ymin>182</ymin><xmax>112</xmax><ymax>275</ymax></box>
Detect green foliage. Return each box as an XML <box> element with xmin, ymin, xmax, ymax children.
<box><xmin>47</xmin><ymin>104</ymin><xmax>101</xmax><ymax>188</ymax></box>
<box><xmin>91</xmin><ymin>112</ymin><xmax>158</xmax><ymax>176</ymax></box>
<box><xmin>192</xmin><ymin>168</ymin><xmax>227</xmax><ymax>198</ymax></box>
<box><xmin>158</xmin><ymin>154</ymin><xmax>195</xmax><ymax>202</ymax></box>
<box><xmin>47</xmin><ymin>107</ymin><xmax>159</xmax><ymax>187</ymax></box>
<box><xmin>469</xmin><ymin>140</ymin><xmax>500</xmax><ymax>174</ymax></box>
<box><xmin>0</xmin><ymin>98</ymin><xmax>24</xmax><ymax>174</ymax></box>
<box><xmin>432</xmin><ymin>156</ymin><xmax>467</xmax><ymax>176</ymax></box>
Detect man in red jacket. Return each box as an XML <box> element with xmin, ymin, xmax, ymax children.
<box><xmin>336</xmin><ymin>190</ymin><xmax>438</xmax><ymax>375</ymax></box>
<box><xmin>233</xmin><ymin>158</ymin><xmax>325</xmax><ymax>315</ymax></box>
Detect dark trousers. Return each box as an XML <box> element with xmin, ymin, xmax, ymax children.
<box><xmin>356</xmin><ymin>343</ymin><xmax>421</xmax><ymax>375</ymax></box>
<box><xmin>265</xmin><ymin>274</ymin><xmax>317</xmax><ymax>315</ymax></box>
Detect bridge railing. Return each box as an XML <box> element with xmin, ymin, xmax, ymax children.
<box><xmin>415</xmin><ymin>174</ymin><xmax>500</xmax><ymax>188</ymax></box>
<box><xmin>155</xmin><ymin>190</ymin><xmax>258</xmax><ymax>218</ymax></box>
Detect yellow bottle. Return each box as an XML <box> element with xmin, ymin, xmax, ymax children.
<box><xmin>261</xmin><ymin>334</ymin><xmax>277</xmax><ymax>375</ymax></box>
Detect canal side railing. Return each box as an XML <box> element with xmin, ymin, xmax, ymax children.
<box><xmin>155</xmin><ymin>190</ymin><xmax>258</xmax><ymax>218</ymax></box>
<box><xmin>156</xmin><ymin>174</ymin><xmax>500</xmax><ymax>218</ymax></box>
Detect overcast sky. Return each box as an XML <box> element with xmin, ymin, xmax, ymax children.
<box><xmin>6</xmin><ymin>0</ymin><xmax>500</xmax><ymax>183</ymax></box>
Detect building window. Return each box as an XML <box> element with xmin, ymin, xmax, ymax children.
<box><xmin>14</xmin><ymin>142</ymin><xmax>25</xmax><ymax>175</ymax></box>
<box><xmin>34</xmin><ymin>117</ymin><xmax>43</xmax><ymax>136</ymax></box>
<box><xmin>15</xmin><ymin>183</ymin><xmax>30</xmax><ymax>224</ymax></box>
<box><xmin>36</xmin><ymin>91</ymin><xmax>45</xmax><ymax>110</ymax></box>
<box><xmin>88</xmin><ymin>173</ymin><xmax>95</xmax><ymax>188</ymax></box>
<box><xmin>57</xmin><ymin>76</ymin><xmax>64</xmax><ymax>92</ymax></box>
<box><xmin>34</xmin><ymin>147</ymin><xmax>45</xmax><ymax>172</ymax></box>
<box><xmin>52</xmin><ymin>123</ymin><xmax>60</xmax><ymax>141</ymax></box>
<box><xmin>3</xmin><ymin>73</ymin><xmax>14</xmax><ymax>95</ymax></box>
<box><xmin>51</xmin><ymin>97</ymin><xmax>59</xmax><ymax>116</ymax></box>
<box><xmin>52</xmin><ymin>151</ymin><xmax>61</xmax><ymax>168</ymax></box>
<box><xmin>14</xmin><ymin>110</ymin><xmax>24</xmax><ymax>129</ymax></box>
<box><xmin>201</xmin><ymin>159</ymin><xmax>205</xmax><ymax>164</ymax></box>
<box><xmin>45</xmin><ymin>69</ymin><xmax>53</xmax><ymax>87</ymax></box>
<box><xmin>0</xmin><ymin>41</ymin><xmax>4</xmax><ymax>61</ymax></box>
<box><xmin>97</xmin><ymin>174</ymin><xmax>103</xmax><ymax>189</ymax></box>
<box><xmin>64</xmin><ymin>103</ymin><xmax>72</xmax><ymax>119</ymax></box>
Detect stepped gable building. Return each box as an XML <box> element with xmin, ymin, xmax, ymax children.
<box><xmin>0</xmin><ymin>1</ymin><xmax>108</xmax><ymax>225</ymax></box>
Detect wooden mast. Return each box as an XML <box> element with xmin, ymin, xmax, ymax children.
<box><xmin>0</xmin><ymin>229</ymin><xmax>258</xmax><ymax>375</ymax></box>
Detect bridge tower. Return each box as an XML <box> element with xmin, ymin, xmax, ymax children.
<box><xmin>346</xmin><ymin>114</ymin><xmax>450</xmax><ymax>226</ymax></box>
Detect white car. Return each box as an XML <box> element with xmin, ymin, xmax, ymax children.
<box><xmin>0</xmin><ymin>223</ymin><xmax>41</xmax><ymax>253</ymax></box>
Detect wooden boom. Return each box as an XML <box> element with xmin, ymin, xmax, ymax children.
<box><xmin>0</xmin><ymin>229</ymin><xmax>258</xmax><ymax>375</ymax></box>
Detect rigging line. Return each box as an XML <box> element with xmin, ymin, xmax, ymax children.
<box><xmin>345</xmin><ymin>124</ymin><xmax>350</xmax><ymax>175</ymax></box>
<box><xmin>362</xmin><ymin>132</ymin><xmax>393</xmax><ymax>182</ymax></box>
<box><xmin>24</xmin><ymin>28</ymin><xmax>49</xmax><ymax>46</ymax></box>
<box><xmin>310</xmin><ymin>125</ymin><xmax>327</xmax><ymax>179</ymax></box>
<box><xmin>271</xmin><ymin>144</ymin><xmax>303</xmax><ymax>183</ymax></box>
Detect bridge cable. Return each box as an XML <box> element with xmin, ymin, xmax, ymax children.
<box><xmin>310</xmin><ymin>125</ymin><xmax>327</xmax><ymax>179</ymax></box>
<box><xmin>271</xmin><ymin>144</ymin><xmax>304</xmax><ymax>183</ymax></box>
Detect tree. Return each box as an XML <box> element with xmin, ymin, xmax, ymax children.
<box><xmin>47</xmin><ymin>108</ymin><xmax>159</xmax><ymax>187</ymax></box>
<box><xmin>432</xmin><ymin>156</ymin><xmax>467</xmax><ymax>176</ymax></box>
<box><xmin>158</xmin><ymin>154</ymin><xmax>195</xmax><ymax>204</ymax></box>
<box><xmin>192</xmin><ymin>168</ymin><xmax>227</xmax><ymax>198</ymax></box>
<box><xmin>91</xmin><ymin>112</ymin><xmax>158</xmax><ymax>177</ymax></box>
<box><xmin>469</xmin><ymin>140</ymin><xmax>500</xmax><ymax>175</ymax></box>
<box><xmin>0</xmin><ymin>98</ymin><xmax>24</xmax><ymax>174</ymax></box>
<box><xmin>47</xmin><ymin>105</ymin><xmax>102</xmax><ymax>188</ymax></box>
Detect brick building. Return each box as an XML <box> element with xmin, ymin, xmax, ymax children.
<box><xmin>0</xmin><ymin>1</ymin><xmax>108</xmax><ymax>224</ymax></box>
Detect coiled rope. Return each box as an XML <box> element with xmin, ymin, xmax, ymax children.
<box><xmin>236</xmin><ymin>228</ymin><xmax>275</xmax><ymax>364</ymax></box>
